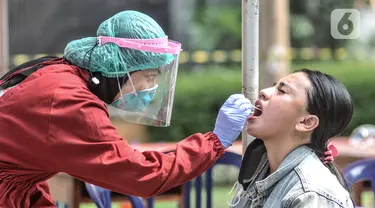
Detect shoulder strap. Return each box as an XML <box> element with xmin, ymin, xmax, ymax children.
<box><xmin>0</xmin><ymin>56</ymin><xmax>61</xmax><ymax>90</ymax></box>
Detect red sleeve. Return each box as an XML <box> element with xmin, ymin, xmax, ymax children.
<box><xmin>46</xmin><ymin>80</ymin><xmax>225</xmax><ymax>198</ymax></box>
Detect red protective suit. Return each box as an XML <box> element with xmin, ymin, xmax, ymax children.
<box><xmin>0</xmin><ymin>60</ymin><xmax>224</xmax><ymax>207</ymax></box>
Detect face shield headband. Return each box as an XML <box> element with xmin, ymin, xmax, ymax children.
<box><xmin>97</xmin><ymin>36</ymin><xmax>182</xmax><ymax>54</ymax></box>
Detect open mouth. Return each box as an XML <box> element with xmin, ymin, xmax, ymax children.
<box><xmin>253</xmin><ymin>100</ymin><xmax>263</xmax><ymax>117</ymax></box>
<box><xmin>253</xmin><ymin>107</ymin><xmax>262</xmax><ymax>116</ymax></box>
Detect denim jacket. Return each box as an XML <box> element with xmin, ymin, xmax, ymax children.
<box><xmin>229</xmin><ymin>139</ymin><xmax>354</xmax><ymax>208</ymax></box>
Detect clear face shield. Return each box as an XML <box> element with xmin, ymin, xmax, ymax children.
<box><xmin>97</xmin><ymin>36</ymin><xmax>181</xmax><ymax>127</ymax></box>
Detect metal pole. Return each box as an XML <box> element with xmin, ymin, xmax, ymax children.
<box><xmin>241</xmin><ymin>0</ymin><xmax>259</xmax><ymax>154</ymax></box>
<box><xmin>0</xmin><ymin>0</ymin><xmax>9</xmax><ymax>76</ymax></box>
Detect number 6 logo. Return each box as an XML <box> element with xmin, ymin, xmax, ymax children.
<box><xmin>331</xmin><ymin>9</ymin><xmax>361</xmax><ymax>39</ymax></box>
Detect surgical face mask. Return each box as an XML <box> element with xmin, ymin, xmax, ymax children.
<box><xmin>112</xmin><ymin>84</ymin><xmax>158</xmax><ymax>112</ymax></box>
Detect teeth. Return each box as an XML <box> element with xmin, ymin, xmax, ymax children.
<box><xmin>255</xmin><ymin>105</ymin><xmax>262</xmax><ymax>111</ymax></box>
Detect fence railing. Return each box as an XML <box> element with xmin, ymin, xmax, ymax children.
<box><xmin>7</xmin><ymin>47</ymin><xmax>375</xmax><ymax>69</ymax></box>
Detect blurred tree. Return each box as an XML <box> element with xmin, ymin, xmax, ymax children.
<box><xmin>289</xmin><ymin>15</ymin><xmax>314</xmax><ymax>48</ymax></box>
<box><xmin>190</xmin><ymin>0</ymin><xmax>356</xmax><ymax>53</ymax></box>
<box><xmin>289</xmin><ymin>0</ymin><xmax>355</xmax><ymax>53</ymax></box>
<box><xmin>189</xmin><ymin>2</ymin><xmax>241</xmax><ymax>50</ymax></box>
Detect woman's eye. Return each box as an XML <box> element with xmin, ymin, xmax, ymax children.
<box><xmin>278</xmin><ymin>88</ymin><xmax>286</xmax><ymax>94</ymax></box>
<box><xmin>146</xmin><ymin>75</ymin><xmax>157</xmax><ymax>79</ymax></box>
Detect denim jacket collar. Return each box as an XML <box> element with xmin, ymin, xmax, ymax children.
<box><xmin>254</xmin><ymin>145</ymin><xmax>314</xmax><ymax>194</ymax></box>
<box><xmin>234</xmin><ymin>140</ymin><xmax>353</xmax><ymax>208</ymax></box>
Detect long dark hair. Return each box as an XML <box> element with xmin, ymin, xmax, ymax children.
<box><xmin>295</xmin><ymin>68</ymin><xmax>353</xmax><ymax>192</ymax></box>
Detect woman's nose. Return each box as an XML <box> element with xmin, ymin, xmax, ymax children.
<box><xmin>259</xmin><ymin>88</ymin><xmax>272</xmax><ymax>100</ymax></box>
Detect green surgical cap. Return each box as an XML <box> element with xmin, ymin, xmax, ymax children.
<box><xmin>63</xmin><ymin>10</ymin><xmax>175</xmax><ymax>78</ymax></box>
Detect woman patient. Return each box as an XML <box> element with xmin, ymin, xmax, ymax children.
<box><xmin>230</xmin><ymin>68</ymin><xmax>354</xmax><ymax>208</ymax></box>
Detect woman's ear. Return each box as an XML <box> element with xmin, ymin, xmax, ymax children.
<box><xmin>295</xmin><ymin>115</ymin><xmax>319</xmax><ymax>133</ymax></box>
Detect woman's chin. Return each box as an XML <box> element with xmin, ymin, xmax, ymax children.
<box><xmin>246</xmin><ymin>126</ymin><xmax>264</xmax><ymax>139</ymax></box>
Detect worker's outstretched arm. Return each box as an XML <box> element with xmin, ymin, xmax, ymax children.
<box><xmin>46</xmin><ymin>83</ymin><xmax>251</xmax><ymax>198</ymax></box>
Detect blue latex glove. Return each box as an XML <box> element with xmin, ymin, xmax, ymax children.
<box><xmin>213</xmin><ymin>94</ymin><xmax>253</xmax><ymax>148</ymax></box>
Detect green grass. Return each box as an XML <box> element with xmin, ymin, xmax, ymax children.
<box><xmin>360</xmin><ymin>190</ymin><xmax>374</xmax><ymax>208</ymax></box>
<box><xmin>79</xmin><ymin>185</ymin><xmax>236</xmax><ymax>208</ymax></box>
